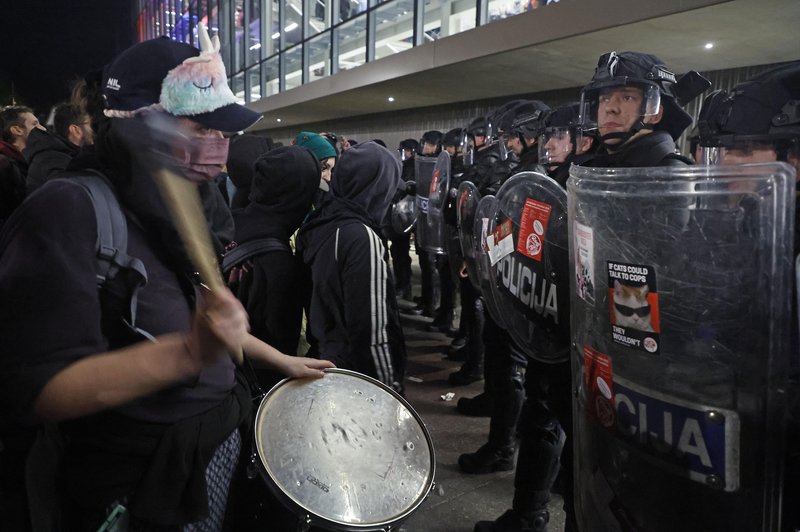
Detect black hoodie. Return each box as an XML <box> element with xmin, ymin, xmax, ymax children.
<box><xmin>298</xmin><ymin>142</ymin><xmax>407</xmax><ymax>392</ymax></box>
<box><xmin>230</xmin><ymin>145</ymin><xmax>320</xmax><ymax>357</ymax></box>
<box><xmin>23</xmin><ymin>127</ymin><xmax>79</xmax><ymax>194</ymax></box>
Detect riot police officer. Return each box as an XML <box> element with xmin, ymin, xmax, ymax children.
<box><xmin>538</xmin><ymin>103</ymin><xmax>596</xmax><ymax>185</ymax></box>
<box><xmin>391</xmin><ymin>139</ymin><xmax>420</xmax><ymax>300</ymax></box>
<box><xmin>578</xmin><ymin>51</ymin><xmax>708</xmax><ymax>167</ymax></box>
<box><xmin>694</xmin><ymin>60</ymin><xmax>800</xmax><ymax>532</ymax></box>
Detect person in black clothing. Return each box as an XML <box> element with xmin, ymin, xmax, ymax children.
<box><xmin>398</xmin><ymin>138</ymin><xmax>418</xmax><ymax>181</ymax></box>
<box><xmin>226</xmin><ymin>133</ymin><xmax>273</xmax><ymax>209</ymax></box>
<box><xmin>0</xmin><ymin>33</ymin><xmax>332</xmax><ymax>532</ymax></box>
<box><xmin>299</xmin><ymin>141</ymin><xmax>407</xmax><ymax>393</ymax></box>
<box><xmin>538</xmin><ymin>103</ymin><xmax>596</xmax><ymax>185</ymax></box>
<box><xmin>228</xmin><ymin>145</ymin><xmax>321</xmax><ymax>389</ymax></box>
<box><xmin>694</xmin><ymin>60</ymin><xmax>800</xmax><ymax>532</ymax></box>
<box><xmin>501</xmin><ymin>100</ymin><xmax>551</xmax><ymax>175</ymax></box>
<box><xmin>578</xmin><ymin>51</ymin><xmax>708</xmax><ymax>168</ymax></box>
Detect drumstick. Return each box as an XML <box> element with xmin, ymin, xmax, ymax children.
<box><xmin>154</xmin><ymin>168</ymin><xmax>244</xmax><ymax>365</ymax></box>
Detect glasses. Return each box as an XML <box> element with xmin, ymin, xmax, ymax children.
<box><xmin>614</xmin><ymin>302</ymin><xmax>650</xmax><ymax>318</ymax></box>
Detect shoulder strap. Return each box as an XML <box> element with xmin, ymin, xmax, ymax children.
<box><xmin>222</xmin><ymin>237</ymin><xmax>291</xmax><ymax>274</ymax></box>
<box><xmin>59</xmin><ymin>173</ymin><xmax>153</xmax><ymax>340</ymax></box>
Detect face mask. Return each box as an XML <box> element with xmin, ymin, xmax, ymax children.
<box><xmin>174</xmin><ymin>136</ymin><xmax>230</xmax><ymax>183</ymax></box>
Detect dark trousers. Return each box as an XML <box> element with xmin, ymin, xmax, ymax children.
<box><xmin>389</xmin><ymin>232</ymin><xmax>412</xmax><ymax>292</ymax></box>
<box><xmin>482</xmin><ymin>315</ymin><xmax>526</xmax><ymax>449</ymax></box>
<box><xmin>460</xmin><ymin>279</ymin><xmax>485</xmax><ymax>368</ymax></box>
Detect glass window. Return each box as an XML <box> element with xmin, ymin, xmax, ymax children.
<box><xmin>285</xmin><ymin>44</ymin><xmax>304</xmax><ymax>90</ymax></box>
<box><xmin>232</xmin><ymin>72</ymin><xmax>246</xmax><ymax>102</ymax></box>
<box><xmin>487</xmin><ymin>0</ymin><xmax>528</xmax><ymax>23</ymax></box>
<box><xmin>246</xmin><ymin>64</ymin><xmax>262</xmax><ymax>102</ymax></box>
<box><xmin>233</xmin><ymin>0</ymin><xmax>245</xmax><ymax>72</ymax></box>
<box><xmin>264</xmin><ymin>0</ymin><xmax>279</xmax><ymax>57</ymax></box>
<box><xmin>263</xmin><ymin>54</ymin><xmax>281</xmax><ymax>96</ymax></box>
<box><xmin>246</xmin><ymin>0</ymin><xmax>262</xmax><ymax>65</ymax></box>
<box><xmin>374</xmin><ymin>0</ymin><xmax>414</xmax><ymax>61</ymax></box>
<box><xmin>203</xmin><ymin>1</ymin><xmax>221</xmax><ymax>37</ymax></box>
<box><xmin>306</xmin><ymin>0</ymin><xmax>331</xmax><ymax>37</ymax></box>
<box><xmin>307</xmin><ymin>31</ymin><xmax>332</xmax><ymax>82</ymax></box>
<box><xmin>284</xmin><ymin>0</ymin><xmax>304</xmax><ymax>47</ymax></box>
<box><xmin>337</xmin><ymin>0</ymin><xmax>367</xmax><ymax>24</ymax></box>
<box><xmin>336</xmin><ymin>15</ymin><xmax>366</xmax><ymax>71</ymax></box>
<box><xmin>424</xmin><ymin>0</ymin><xmax>476</xmax><ymax>39</ymax></box>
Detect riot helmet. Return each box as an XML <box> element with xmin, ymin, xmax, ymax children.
<box><xmin>538</xmin><ymin>103</ymin><xmax>589</xmax><ymax>167</ymax></box>
<box><xmin>399</xmin><ymin>138</ymin><xmax>419</xmax><ymax>161</ymax></box>
<box><xmin>420</xmin><ymin>130</ymin><xmax>443</xmax><ymax>156</ymax></box>
<box><xmin>463</xmin><ymin>116</ymin><xmax>493</xmax><ymax>166</ymax></box>
<box><xmin>695</xmin><ymin>61</ymin><xmax>800</xmax><ymax>167</ymax></box>
<box><xmin>498</xmin><ymin>100</ymin><xmax>550</xmax><ymax>161</ymax></box>
<box><xmin>442</xmin><ymin>127</ymin><xmax>465</xmax><ymax>153</ymax></box>
<box><xmin>579</xmin><ymin>51</ymin><xmax>710</xmax><ymax>146</ymax></box>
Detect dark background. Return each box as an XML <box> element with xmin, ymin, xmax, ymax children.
<box><xmin>0</xmin><ymin>0</ymin><xmax>136</xmax><ymax>117</ymax></box>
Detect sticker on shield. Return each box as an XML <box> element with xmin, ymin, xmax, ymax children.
<box><xmin>429</xmin><ymin>169</ymin><xmax>439</xmax><ymax>195</ymax></box>
<box><xmin>489</xmin><ymin>219</ymin><xmax>514</xmax><ymax>266</ymax></box>
<box><xmin>607</xmin><ymin>261</ymin><xmax>661</xmax><ymax>354</ymax></box>
<box><xmin>612</xmin><ymin>376</ymin><xmax>740</xmax><ymax>491</ymax></box>
<box><xmin>583</xmin><ymin>345</ymin><xmax>615</xmax><ymax>429</ymax></box>
<box><xmin>574</xmin><ymin>221</ymin><xmax>595</xmax><ymax>304</ymax></box>
<box><xmin>517</xmin><ymin>198</ymin><xmax>552</xmax><ymax>262</ymax></box>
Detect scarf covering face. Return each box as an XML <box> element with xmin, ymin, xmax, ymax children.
<box><xmin>299</xmin><ymin>141</ymin><xmax>402</xmax><ymax>261</ymax></box>
<box><xmin>233</xmin><ymin>145</ymin><xmax>320</xmax><ymax>243</ymax></box>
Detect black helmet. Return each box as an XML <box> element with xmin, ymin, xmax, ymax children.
<box><xmin>466</xmin><ymin>116</ymin><xmax>490</xmax><ymax>138</ymax></box>
<box><xmin>420</xmin><ymin>130</ymin><xmax>443</xmax><ymax>146</ymax></box>
<box><xmin>442</xmin><ymin>127</ymin><xmax>465</xmax><ymax>148</ymax></box>
<box><xmin>538</xmin><ymin>103</ymin><xmax>589</xmax><ymax>166</ymax></box>
<box><xmin>580</xmin><ymin>51</ymin><xmax>710</xmax><ymax>142</ymax></box>
<box><xmin>495</xmin><ymin>100</ymin><xmax>550</xmax><ymax>161</ymax></box>
<box><xmin>696</xmin><ymin>61</ymin><xmax>800</xmax><ymax>163</ymax></box>
<box><xmin>399</xmin><ymin>138</ymin><xmax>419</xmax><ymax>151</ymax></box>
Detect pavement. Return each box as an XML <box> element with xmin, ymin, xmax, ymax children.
<box><xmin>396</xmin><ymin>293</ymin><xmax>566</xmax><ymax>532</ymax></box>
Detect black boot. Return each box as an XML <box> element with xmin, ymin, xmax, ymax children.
<box><xmin>458</xmin><ymin>443</ymin><xmax>516</xmax><ymax>474</ymax></box>
<box><xmin>457</xmin><ymin>392</ymin><xmax>493</xmax><ymax>417</ymax></box>
<box><xmin>427</xmin><ymin>310</ymin><xmax>456</xmax><ymax>334</ymax></box>
<box><xmin>473</xmin><ymin>509</ymin><xmax>549</xmax><ymax>532</ymax></box>
<box><xmin>448</xmin><ymin>363</ymin><xmax>483</xmax><ymax>385</ymax></box>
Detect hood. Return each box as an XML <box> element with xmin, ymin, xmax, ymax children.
<box><xmin>226</xmin><ymin>133</ymin><xmax>272</xmax><ymax>189</ymax></box>
<box><xmin>23</xmin><ymin>128</ymin><xmax>77</xmax><ymax>163</ymax></box>
<box><xmin>299</xmin><ymin>141</ymin><xmax>402</xmax><ymax>262</ymax></box>
<box><xmin>234</xmin><ymin>145</ymin><xmax>320</xmax><ymax>242</ymax></box>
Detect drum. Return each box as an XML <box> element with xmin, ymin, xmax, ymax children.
<box><xmin>253</xmin><ymin>368</ymin><xmax>436</xmax><ymax>531</ymax></box>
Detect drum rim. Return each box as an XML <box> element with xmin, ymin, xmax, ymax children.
<box><xmin>254</xmin><ymin>368</ymin><xmax>437</xmax><ymax>530</ymax></box>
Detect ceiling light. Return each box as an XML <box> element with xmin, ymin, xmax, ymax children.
<box><xmin>388</xmin><ymin>96</ymin><xmax>395</xmax><ymax>102</ymax></box>
<box><xmin>277</xmin><ymin>118</ymin><xmax>282</xmax><ymax>122</ymax></box>
<box><xmin>284</xmin><ymin>22</ymin><xmax>298</xmax><ymax>32</ymax></box>
<box><xmin>272</xmin><ymin>32</ymin><xmax>280</xmax><ymax>39</ymax></box>
<box><xmin>249</xmin><ymin>43</ymin><xmax>261</xmax><ymax>50</ymax></box>
<box><xmin>704</xmin><ymin>42</ymin><xmax>714</xmax><ymax>49</ymax></box>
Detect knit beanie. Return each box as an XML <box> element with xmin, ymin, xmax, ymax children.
<box><xmin>294</xmin><ymin>131</ymin><xmax>337</xmax><ymax>161</ymax></box>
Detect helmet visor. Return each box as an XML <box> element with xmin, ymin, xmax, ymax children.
<box><xmin>579</xmin><ymin>81</ymin><xmax>661</xmax><ymax>130</ymax></box>
<box><xmin>698</xmin><ymin>140</ymin><xmax>780</xmax><ymax>166</ymax></box>
<box><xmin>538</xmin><ymin>127</ymin><xmax>573</xmax><ymax>165</ymax></box>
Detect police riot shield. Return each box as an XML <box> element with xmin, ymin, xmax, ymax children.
<box><xmin>414</xmin><ymin>155</ymin><xmax>439</xmax><ymax>253</ymax></box>
<box><xmin>457</xmin><ymin>181</ymin><xmax>482</xmax><ymax>291</ymax></box>
<box><xmin>568</xmin><ymin>163</ymin><xmax>796</xmax><ymax>532</ymax></box>
<box><xmin>391</xmin><ymin>193</ymin><xmax>417</xmax><ymax>234</ymax></box>
<box><xmin>490</xmin><ymin>172</ymin><xmax>570</xmax><ymax>363</ymax></box>
<box><xmin>473</xmin><ymin>195</ymin><xmax>507</xmax><ymax>328</ymax></box>
<box><xmin>422</xmin><ymin>151</ymin><xmax>451</xmax><ymax>255</ymax></box>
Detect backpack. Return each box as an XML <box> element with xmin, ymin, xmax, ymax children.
<box><xmin>221</xmin><ymin>237</ymin><xmax>292</xmax><ymax>277</ymax></box>
<box><xmin>59</xmin><ymin>173</ymin><xmax>153</xmax><ymax>340</ymax></box>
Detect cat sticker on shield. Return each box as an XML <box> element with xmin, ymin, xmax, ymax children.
<box><xmin>574</xmin><ymin>221</ymin><xmax>595</xmax><ymax>304</ymax></box>
<box><xmin>607</xmin><ymin>261</ymin><xmax>661</xmax><ymax>354</ymax></box>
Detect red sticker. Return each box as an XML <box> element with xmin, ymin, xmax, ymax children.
<box><xmin>494</xmin><ymin>218</ymin><xmax>512</xmax><ymax>243</ymax></box>
<box><xmin>583</xmin><ymin>345</ymin><xmax>615</xmax><ymax>429</ymax></box>
<box><xmin>430</xmin><ymin>169</ymin><xmax>439</xmax><ymax>195</ymax></box>
<box><xmin>516</xmin><ymin>198</ymin><xmax>552</xmax><ymax>261</ymax></box>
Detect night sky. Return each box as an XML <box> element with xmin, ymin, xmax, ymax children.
<box><xmin>1</xmin><ymin>0</ymin><xmax>136</xmax><ymax>117</ymax></box>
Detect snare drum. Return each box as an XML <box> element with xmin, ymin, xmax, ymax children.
<box><xmin>253</xmin><ymin>368</ymin><xmax>436</xmax><ymax>531</ymax></box>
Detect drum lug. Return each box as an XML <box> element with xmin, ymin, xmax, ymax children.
<box><xmin>296</xmin><ymin>515</ymin><xmax>312</xmax><ymax>532</ymax></box>
<box><xmin>246</xmin><ymin>450</ymin><xmax>259</xmax><ymax>480</ymax></box>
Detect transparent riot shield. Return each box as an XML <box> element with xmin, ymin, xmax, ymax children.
<box><xmin>391</xmin><ymin>193</ymin><xmax>417</xmax><ymax>234</ymax></box>
<box><xmin>414</xmin><ymin>155</ymin><xmax>438</xmax><ymax>253</ymax></box>
<box><xmin>568</xmin><ymin>163</ymin><xmax>796</xmax><ymax>532</ymax></box>
<box><xmin>473</xmin><ymin>195</ymin><xmax>507</xmax><ymax>328</ymax></box>
<box><xmin>422</xmin><ymin>151</ymin><xmax>451</xmax><ymax>255</ymax></box>
<box><xmin>457</xmin><ymin>181</ymin><xmax>482</xmax><ymax>292</ymax></box>
<box><xmin>491</xmin><ymin>172</ymin><xmax>570</xmax><ymax>364</ymax></box>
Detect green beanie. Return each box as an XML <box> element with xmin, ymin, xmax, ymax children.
<box><xmin>294</xmin><ymin>131</ymin><xmax>337</xmax><ymax>161</ymax></box>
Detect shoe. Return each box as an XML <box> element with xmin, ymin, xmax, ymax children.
<box><xmin>395</xmin><ymin>285</ymin><xmax>412</xmax><ymax>300</ymax></box>
<box><xmin>457</xmin><ymin>392</ymin><xmax>493</xmax><ymax>417</ymax></box>
<box><xmin>449</xmin><ymin>335</ymin><xmax>467</xmax><ymax>351</ymax></box>
<box><xmin>448</xmin><ymin>364</ymin><xmax>483</xmax><ymax>386</ymax></box>
<box><xmin>473</xmin><ymin>509</ymin><xmax>550</xmax><ymax>532</ymax></box>
<box><xmin>427</xmin><ymin>312</ymin><xmax>456</xmax><ymax>334</ymax></box>
<box><xmin>402</xmin><ymin>302</ymin><xmax>434</xmax><ymax>317</ymax></box>
<box><xmin>458</xmin><ymin>443</ymin><xmax>516</xmax><ymax>474</ymax></box>
<box><xmin>445</xmin><ymin>345</ymin><xmax>467</xmax><ymax>362</ymax></box>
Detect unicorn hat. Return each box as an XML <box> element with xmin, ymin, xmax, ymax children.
<box><xmin>102</xmin><ymin>24</ymin><xmax>262</xmax><ymax>133</ymax></box>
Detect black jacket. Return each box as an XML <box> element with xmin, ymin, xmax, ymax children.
<box><xmin>299</xmin><ymin>142</ymin><xmax>407</xmax><ymax>392</ymax></box>
<box><xmin>591</xmin><ymin>131</ymin><xmax>691</xmax><ymax>168</ymax></box>
<box><xmin>230</xmin><ymin>146</ymin><xmax>319</xmax><ymax>356</ymax></box>
<box><xmin>23</xmin><ymin>128</ymin><xmax>78</xmax><ymax>194</ymax></box>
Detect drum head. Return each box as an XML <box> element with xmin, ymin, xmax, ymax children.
<box><xmin>254</xmin><ymin>368</ymin><xmax>436</xmax><ymax>531</ymax></box>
